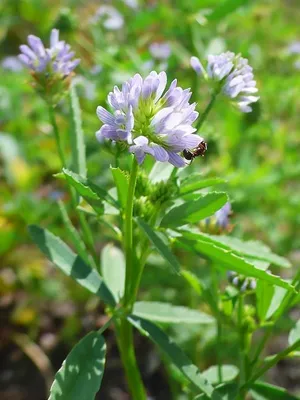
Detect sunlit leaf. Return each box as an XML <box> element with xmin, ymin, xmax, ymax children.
<box><xmin>289</xmin><ymin>320</ymin><xmax>300</xmax><ymax>346</ymax></box>
<box><xmin>133</xmin><ymin>301</ymin><xmax>214</xmax><ymax>324</ymax></box>
<box><xmin>202</xmin><ymin>365</ymin><xmax>239</xmax><ymax>385</ymax></box>
<box><xmin>161</xmin><ymin>192</ymin><xmax>228</xmax><ymax>228</ymax></box>
<box><xmin>256</xmin><ymin>280</ymin><xmax>275</xmax><ymax>321</ymax></box>
<box><xmin>128</xmin><ymin>315</ymin><xmax>219</xmax><ymax>399</ymax></box>
<box><xmin>101</xmin><ymin>244</ymin><xmax>125</xmax><ymax>302</ymax></box>
<box><xmin>28</xmin><ymin>225</ymin><xmax>116</xmax><ymax>307</ymax></box>
<box><xmin>180</xmin><ymin>176</ymin><xmax>226</xmax><ymax>196</ymax></box>
<box><xmin>110</xmin><ymin>167</ymin><xmax>129</xmax><ymax>209</ymax></box>
<box><xmin>49</xmin><ymin>331</ymin><xmax>106</xmax><ymax>400</ymax></box>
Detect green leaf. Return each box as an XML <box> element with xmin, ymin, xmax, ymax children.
<box><xmin>58</xmin><ymin>200</ymin><xmax>96</xmax><ymax>269</ymax></box>
<box><xmin>63</xmin><ymin>169</ymin><xmax>119</xmax><ymax>212</ymax></box>
<box><xmin>49</xmin><ymin>331</ymin><xmax>106</xmax><ymax>400</ymax></box>
<box><xmin>136</xmin><ymin>218</ymin><xmax>180</xmax><ymax>274</ymax></box>
<box><xmin>180</xmin><ymin>177</ymin><xmax>226</xmax><ymax>196</ymax></box>
<box><xmin>161</xmin><ymin>192</ymin><xmax>228</xmax><ymax>228</ymax></box>
<box><xmin>202</xmin><ymin>365</ymin><xmax>239</xmax><ymax>385</ymax></box>
<box><xmin>265</xmin><ymin>286</ymin><xmax>287</xmax><ymax>320</ymax></box>
<box><xmin>110</xmin><ymin>167</ymin><xmax>129</xmax><ymax>209</ymax></box>
<box><xmin>69</xmin><ymin>84</ymin><xmax>86</xmax><ymax>178</ymax></box>
<box><xmin>180</xmin><ymin>231</ymin><xmax>291</xmax><ymax>269</ymax></box>
<box><xmin>194</xmin><ymin>383</ymin><xmax>238</xmax><ymax>399</ymax></box>
<box><xmin>207</xmin><ymin>0</ymin><xmax>251</xmax><ymax>22</ymax></box>
<box><xmin>177</xmin><ymin>237</ymin><xmax>294</xmax><ymax>291</ymax></box>
<box><xmin>149</xmin><ymin>162</ymin><xmax>174</xmax><ymax>183</ymax></box>
<box><xmin>101</xmin><ymin>244</ymin><xmax>125</xmax><ymax>302</ymax></box>
<box><xmin>28</xmin><ymin>225</ymin><xmax>116</xmax><ymax>307</ymax></box>
<box><xmin>250</xmin><ymin>381</ymin><xmax>300</xmax><ymax>400</ymax></box>
<box><xmin>133</xmin><ymin>301</ymin><xmax>214</xmax><ymax>324</ymax></box>
<box><xmin>128</xmin><ymin>315</ymin><xmax>219</xmax><ymax>399</ymax></box>
<box><xmin>289</xmin><ymin>320</ymin><xmax>300</xmax><ymax>346</ymax></box>
<box><xmin>256</xmin><ymin>280</ymin><xmax>275</xmax><ymax>321</ymax></box>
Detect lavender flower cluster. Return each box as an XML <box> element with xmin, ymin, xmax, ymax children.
<box><xmin>191</xmin><ymin>52</ymin><xmax>259</xmax><ymax>112</ymax></box>
<box><xmin>201</xmin><ymin>202</ymin><xmax>232</xmax><ymax>233</ymax></box>
<box><xmin>19</xmin><ymin>29</ymin><xmax>80</xmax><ymax>77</ymax></box>
<box><xmin>96</xmin><ymin>71</ymin><xmax>203</xmax><ymax>167</ymax></box>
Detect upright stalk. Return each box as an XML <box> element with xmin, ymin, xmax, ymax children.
<box><xmin>237</xmin><ymin>295</ymin><xmax>247</xmax><ymax>399</ymax></box>
<box><xmin>123</xmin><ymin>156</ymin><xmax>139</xmax><ymax>308</ymax></box>
<box><xmin>196</xmin><ymin>90</ymin><xmax>219</xmax><ymax>131</ymax></box>
<box><xmin>117</xmin><ymin>156</ymin><xmax>146</xmax><ymax>400</ymax></box>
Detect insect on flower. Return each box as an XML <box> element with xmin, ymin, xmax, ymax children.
<box><xmin>183</xmin><ymin>140</ymin><xmax>207</xmax><ymax>163</ymax></box>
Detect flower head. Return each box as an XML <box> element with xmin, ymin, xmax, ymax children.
<box><xmin>191</xmin><ymin>52</ymin><xmax>259</xmax><ymax>113</ymax></box>
<box><xmin>1</xmin><ymin>56</ymin><xmax>23</xmax><ymax>72</ymax></box>
<box><xmin>92</xmin><ymin>6</ymin><xmax>124</xmax><ymax>30</ymax></box>
<box><xmin>96</xmin><ymin>71</ymin><xmax>202</xmax><ymax>167</ymax></box>
<box><xmin>149</xmin><ymin>42</ymin><xmax>171</xmax><ymax>60</ymax></box>
<box><xmin>18</xmin><ymin>29</ymin><xmax>80</xmax><ymax>104</ymax></box>
<box><xmin>19</xmin><ymin>29</ymin><xmax>80</xmax><ymax>76</ymax></box>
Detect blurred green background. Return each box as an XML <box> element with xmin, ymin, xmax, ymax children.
<box><xmin>0</xmin><ymin>0</ymin><xmax>300</xmax><ymax>399</ymax></box>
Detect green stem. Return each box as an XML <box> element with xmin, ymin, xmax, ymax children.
<box><xmin>48</xmin><ymin>104</ymin><xmax>66</xmax><ymax>167</ymax></box>
<box><xmin>48</xmin><ymin>104</ymin><xmax>98</xmax><ymax>268</ymax></box>
<box><xmin>123</xmin><ymin>157</ymin><xmax>139</xmax><ymax>308</ymax></box>
<box><xmin>115</xmin><ymin>318</ymin><xmax>147</xmax><ymax>400</ymax></box>
<box><xmin>245</xmin><ymin>339</ymin><xmax>300</xmax><ymax>388</ymax></box>
<box><xmin>196</xmin><ymin>90</ymin><xmax>219</xmax><ymax>131</ymax></box>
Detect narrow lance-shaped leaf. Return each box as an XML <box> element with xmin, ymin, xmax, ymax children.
<box><xmin>289</xmin><ymin>320</ymin><xmax>300</xmax><ymax>346</ymax></box>
<box><xmin>101</xmin><ymin>244</ymin><xmax>125</xmax><ymax>302</ymax></box>
<box><xmin>136</xmin><ymin>218</ymin><xmax>180</xmax><ymax>274</ymax></box>
<box><xmin>128</xmin><ymin>315</ymin><xmax>220</xmax><ymax>399</ymax></box>
<box><xmin>133</xmin><ymin>301</ymin><xmax>214</xmax><ymax>324</ymax></box>
<box><xmin>161</xmin><ymin>192</ymin><xmax>228</xmax><ymax>228</ymax></box>
<box><xmin>250</xmin><ymin>381</ymin><xmax>300</xmax><ymax>400</ymax></box>
<box><xmin>28</xmin><ymin>225</ymin><xmax>116</xmax><ymax>307</ymax></box>
<box><xmin>69</xmin><ymin>84</ymin><xmax>86</xmax><ymax>178</ymax></box>
<box><xmin>63</xmin><ymin>168</ymin><xmax>119</xmax><ymax>212</ymax></box>
<box><xmin>180</xmin><ymin>176</ymin><xmax>226</xmax><ymax>196</ymax></box>
<box><xmin>49</xmin><ymin>331</ymin><xmax>106</xmax><ymax>400</ymax></box>
<box><xmin>177</xmin><ymin>237</ymin><xmax>294</xmax><ymax>291</ymax></box>
<box><xmin>180</xmin><ymin>231</ymin><xmax>291</xmax><ymax>269</ymax></box>
<box><xmin>256</xmin><ymin>280</ymin><xmax>275</xmax><ymax>321</ymax></box>
<box><xmin>110</xmin><ymin>167</ymin><xmax>129</xmax><ymax>209</ymax></box>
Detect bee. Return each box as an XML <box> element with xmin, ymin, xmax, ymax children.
<box><xmin>183</xmin><ymin>140</ymin><xmax>207</xmax><ymax>162</ymax></box>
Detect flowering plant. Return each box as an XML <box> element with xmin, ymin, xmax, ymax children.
<box><xmin>18</xmin><ymin>29</ymin><xmax>300</xmax><ymax>400</ymax></box>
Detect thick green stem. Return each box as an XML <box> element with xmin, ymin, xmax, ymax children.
<box><xmin>196</xmin><ymin>90</ymin><xmax>219</xmax><ymax>131</ymax></box>
<box><xmin>123</xmin><ymin>157</ymin><xmax>139</xmax><ymax>307</ymax></box>
<box><xmin>116</xmin><ymin>319</ymin><xmax>147</xmax><ymax>400</ymax></box>
<box><xmin>237</xmin><ymin>295</ymin><xmax>247</xmax><ymax>399</ymax></box>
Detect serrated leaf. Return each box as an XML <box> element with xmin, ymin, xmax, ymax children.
<box><xmin>128</xmin><ymin>315</ymin><xmax>219</xmax><ymax>399</ymax></box>
<box><xmin>177</xmin><ymin>237</ymin><xmax>294</xmax><ymax>291</ymax></box>
<box><xmin>49</xmin><ymin>331</ymin><xmax>106</xmax><ymax>400</ymax></box>
<box><xmin>110</xmin><ymin>167</ymin><xmax>129</xmax><ymax>209</ymax></box>
<box><xmin>28</xmin><ymin>225</ymin><xmax>115</xmax><ymax>307</ymax></box>
<box><xmin>161</xmin><ymin>192</ymin><xmax>228</xmax><ymax>228</ymax></box>
<box><xmin>250</xmin><ymin>381</ymin><xmax>299</xmax><ymax>400</ymax></box>
<box><xmin>256</xmin><ymin>280</ymin><xmax>275</xmax><ymax>321</ymax></box>
<box><xmin>180</xmin><ymin>177</ymin><xmax>226</xmax><ymax>195</ymax></box>
<box><xmin>136</xmin><ymin>218</ymin><xmax>180</xmax><ymax>274</ymax></box>
<box><xmin>289</xmin><ymin>320</ymin><xmax>300</xmax><ymax>346</ymax></box>
<box><xmin>101</xmin><ymin>244</ymin><xmax>125</xmax><ymax>302</ymax></box>
<box><xmin>180</xmin><ymin>231</ymin><xmax>291</xmax><ymax>269</ymax></box>
<box><xmin>202</xmin><ymin>365</ymin><xmax>239</xmax><ymax>384</ymax></box>
<box><xmin>63</xmin><ymin>169</ymin><xmax>119</xmax><ymax>213</ymax></box>
<box><xmin>69</xmin><ymin>84</ymin><xmax>86</xmax><ymax>178</ymax></box>
<box><xmin>133</xmin><ymin>301</ymin><xmax>214</xmax><ymax>324</ymax></box>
